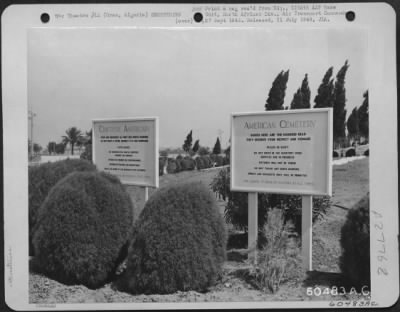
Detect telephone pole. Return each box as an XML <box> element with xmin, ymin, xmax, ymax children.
<box><xmin>28</xmin><ymin>110</ymin><xmax>36</xmax><ymax>160</ymax></box>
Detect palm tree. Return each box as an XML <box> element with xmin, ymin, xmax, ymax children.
<box><xmin>62</xmin><ymin>127</ymin><xmax>83</xmax><ymax>155</ymax></box>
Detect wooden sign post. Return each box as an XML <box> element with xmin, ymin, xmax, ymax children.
<box><xmin>231</xmin><ymin>109</ymin><xmax>332</xmax><ymax>268</ymax></box>
<box><xmin>248</xmin><ymin>192</ymin><xmax>258</xmax><ymax>262</ymax></box>
<box><xmin>92</xmin><ymin>117</ymin><xmax>159</xmax><ymax>222</ymax></box>
<box><xmin>302</xmin><ymin>195</ymin><xmax>313</xmax><ymax>271</ymax></box>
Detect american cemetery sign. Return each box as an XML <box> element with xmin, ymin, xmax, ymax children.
<box><xmin>93</xmin><ymin>117</ymin><xmax>159</xmax><ymax>188</ymax></box>
<box><xmin>231</xmin><ymin>108</ymin><xmax>333</xmax><ymax>196</ymax></box>
<box><xmin>231</xmin><ymin>108</ymin><xmax>333</xmax><ymax>268</ymax></box>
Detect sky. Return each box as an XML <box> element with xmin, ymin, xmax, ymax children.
<box><xmin>28</xmin><ymin>27</ymin><xmax>368</xmax><ymax>150</ymax></box>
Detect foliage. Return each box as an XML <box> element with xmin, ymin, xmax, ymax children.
<box><xmin>209</xmin><ymin>154</ymin><xmax>225</xmax><ymax>166</ymax></box>
<box><xmin>196</xmin><ymin>155</ymin><xmax>212</xmax><ymax>170</ymax></box>
<box><xmin>347</xmin><ymin>107</ymin><xmax>359</xmax><ymax>139</ymax></box>
<box><xmin>364</xmin><ymin>149</ymin><xmax>369</xmax><ymax>156</ymax></box>
<box><xmin>247</xmin><ymin>209</ymin><xmax>304</xmax><ymax>293</ymax></box>
<box><xmin>175</xmin><ymin>158</ymin><xmax>182</xmax><ymax>172</ymax></box>
<box><xmin>47</xmin><ymin>142</ymin><xmax>56</xmax><ymax>155</ymax></box>
<box><xmin>192</xmin><ymin>140</ymin><xmax>200</xmax><ymax>153</ymax></box>
<box><xmin>224</xmin><ymin>145</ymin><xmax>231</xmax><ymax>157</ymax></box>
<box><xmin>34</xmin><ymin>143</ymin><xmax>42</xmax><ymax>153</ymax></box>
<box><xmin>358</xmin><ymin>90</ymin><xmax>369</xmax><ymax>139</ymax></box>
<box><xmin>80</xmin><ymin>144</ymin><xmax>92</xmax><ymax>162</ymax></box>
<box><xmin>84</xmin><ymin>129</ymin><xmax>93</xmax><ymax>145</ymax></box>
<box><xmin>202</xmin><ymin>155</ymin><xmax>213</xmax><ymax>168</ymax></box>
<box><xmin>55</xmin><ymin>142</ymin><xmax>66</xmax><ymax>154</ymax></box>
<box><xmin>182</xmin><ymin>130</ymin><xmax>193</xmax><ymax>153</ymax></box>
<box><xmin>62</xmin><ymin>127</ymin><xmax>83</xmax><ymax>155</ymax></box>
<box><xmin>181</xmin><ymin>157</ymin><xmax>196</xmax><ymax>171</ymax></box>
<box><xmin>265</xmin><ymin>70</ymin><xmax>290</xmax><ymax>111</ymax></box>
<box><xmin>195</xmin><ymin>156</ymin><xmax>205</xmax><ymax>170</ymax></box>
<box><xmin>158</xmin><ymin>157</ymin><xmax>166</xmax><ymax>176</ymax></box>
<box><xmin>166</xmin><ymin>158</ymin><xmax>177</xmax><ymax>174</ymax></box>
<box><xmin>29</xmin><ymin>159</ymin><xmax>97</xmax><ymax>256</ymax></box>
<box><xmin>198</xmin><ymin>146</ymin><xmax>210</xmax><ymax>156</ymax></box>
<box><xmin>28</xmin><ymin>140</ymin><xmax>42</xmax><ymax>155</ymax></box>
<box><xmin>210</xmin><ymin>168</ymin><xmax>330</xmax><ymax>234</ymax></box>
<box><xmin>290</xmin><ymin>74</ymin><xmax>311</xmax><ymax>109</ymax></box>
<box><xmin>33</xmin><ymin>171</ymin><xmax>133</xmax><ymax>289</ymax></box>
<box><xmin>339</xmin><ymin>194</ymin><xmax>370</xmax><ymax>289</ymax></box>
<box><xmin>333</xmin><ymin>150</ymin><xmax>339</xmax><ymax>158</ymax></box>
<box><xmin>345</xmin><ymin>148</ymin><xmax>356</xmax><ymax>157</ymax></box>
<box><xmin>215</xmin><ymin>155</ymin><xmax>225</xmax><ymax>167</ymax></box>
<box><xmin>159</xmin><ymin>150</ymin><xmax>168</xmax><ymax>157</ymax></box>
<box><xmin>333</xmin><ymin>61</ymin><xmax>349</xmax><ymax>141</ymax></box>
<box><xmin>314</xmin><ymin>67</ymin><xmax>334</xmax><ymax>108</ymax></box>
<box><xmin>122</xmin><ymin>182</ymin><xmax>227</xmax><ymax>294</ymax></box>
<box><xmin>212</xmin><ymin>137</ymin><xmax>222</xmax><ymax>155</ymax></box>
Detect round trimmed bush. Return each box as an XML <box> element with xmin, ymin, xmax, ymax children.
<box><xmin>333</xmin><ymin>150</ymin><xmax>339</xmax><ymax>158</ymax></box>
<box><xmin>175</xmin><ymin>158</ymin><xmax>182</xmax><ymax>172</ymax></box>
<box><xmin>364</xmin><ymin>149</ymin><xmax>369</xmax><ymax>156</ymax></box>
<box><xmin>29</xmin><ymin>159</ymin><xmax>96</xmax><ymax>255</ymax></box>
<box><xmin>181</xmin><ymin>157</ymin><xmax>196</xmax><ymax>171</ymax></box>
<box><xmin>166</xmin><ymin>158</ymin><xmax>176</xmax><ymax>174</ymax></box>
<box><xmin>123</xmin><ymin>181</ymin><xmax>227</xmax><ymax>294</ymax></box>
<box><xmin>32</xmin><ymin>171</ymin><xmax>133</xmax><ymax>289</ymax></box>
<box><xmin>195</xmin><ymin>156</ymin><xmax>205</xmax><ymax>170</ymax></box>
<box><xmin>201</xmin><ymin>155</ymin><xmax>212</xmax><ymax>168</ymax></box>
<box><xmin>214</xmin><ymin>155</ymin><xmax>224</xmax><ymax>167</ymax></box>
<box><xmin>345</xmin><ymin>148</ymin><xmax>356</xmax><ymax>157</ymax></box>
<box><xmin>339</xmin><ymin>195</ymin><xmax>370</xmax><ymax>289</ymax></box>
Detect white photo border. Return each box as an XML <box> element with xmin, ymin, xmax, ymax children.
<box><xmin>2</xmin><ymin>2</ymin><xmax>398</xmax><ymax>310</ymax></box>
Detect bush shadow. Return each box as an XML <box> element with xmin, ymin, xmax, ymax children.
<box><xmin>303</xmin><ymin>270</ymin><xmax>344</xmax><ymax>288</ymax></box>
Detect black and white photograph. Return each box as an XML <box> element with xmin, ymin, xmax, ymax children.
<box><xmin>2</xmin><ymin>2</ymin><xmax>399</xmax><ymax>310</ymax></box>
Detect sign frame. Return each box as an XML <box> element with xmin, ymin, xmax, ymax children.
<box><xmin>230</xmin><ymin>108</ymin><xmax>333</xmax><ymax>196</ymax></box>
<box><xmin>92</xmin><ymin>116</ymin><xmax>159</xmax><ymax>188</ymax></box>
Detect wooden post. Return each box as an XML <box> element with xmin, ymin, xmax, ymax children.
<box><xmin>125</xmin><ymin>185</ymin><xmax>149</xmax><ymax>224</ymax></box>
<box><xmin>302</xmin><ymin>195</ymin><xmax>313</xmax><ymax>271</ymax></box>
<box><xmin>248</xmin><ymin>192</ymin><xmax>258</xmax><ymax>263</ymax></box>
<box><xmin>144</xmin><ymin>186</ymin><xmax>149</xmax><ymax>202</ymax></box>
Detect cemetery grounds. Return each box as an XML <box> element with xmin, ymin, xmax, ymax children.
<box><xmin>29</xmin><ymin>157</ymin><xmax>369</xmax><ymax>303</ymax></box>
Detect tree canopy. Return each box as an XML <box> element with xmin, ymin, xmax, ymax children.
<box><xmin>62</xmin><ymin>127</ymin><xmax>83</xmax><ymax>155</ymax></box>
<box><xmin>182</xmin><ymin>130</ymin><xmax>193</xmax><ymax>153</ymax></box>
<box><xmin>265</xmin><ymin>70</ymin><xmax>289</xmax><ymax>111</ymax></box>
<box><xmin>290</xmin><ymin>74</ymin><xmax>311</xmax><ymax>109</ymax></box>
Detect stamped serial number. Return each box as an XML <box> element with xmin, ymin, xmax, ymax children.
<box><xmin>306</xmin><ymin>286</ymin><xmax>370</xmax><ymax>297</ymax></box>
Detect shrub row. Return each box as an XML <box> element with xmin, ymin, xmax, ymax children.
<box><xmin>334</xmin><ymin>148</ymin><xmax>369</xmax><ymax>158</ymax></box>
<box><xmin>165</xmin><ymin>154</ymin><xmax>228</xmax><ymax>174</ymax></box>
<box><xmin>30</xmin><ymin>159</ymin><xmax>226</xmax><ymax>293</ymax></box>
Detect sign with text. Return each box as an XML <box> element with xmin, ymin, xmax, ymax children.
<box><xmin>93</xmin><ymin>117</ymin><xmax>159</xmax><ymax>187</ymax></box>
<box><xmin>231</xmin><ymin>109</ymin><xmax>332</xmax><ymax>195</ymax></box>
